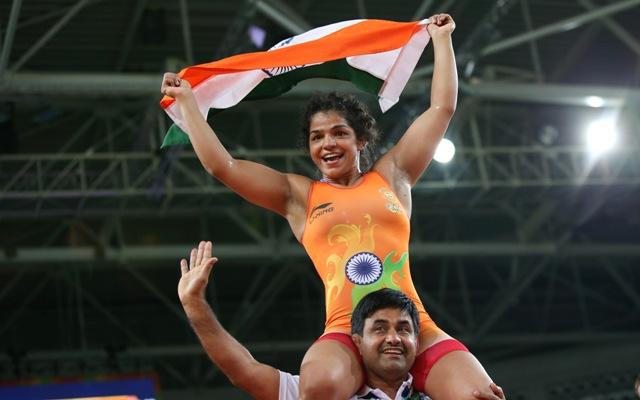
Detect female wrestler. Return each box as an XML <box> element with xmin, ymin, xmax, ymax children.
<box><xmin>162</xmin><ymin>14</ymin><xmax>493</xmax><ymax>400</ymax></box>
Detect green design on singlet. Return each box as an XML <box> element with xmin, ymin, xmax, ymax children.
<box><xmin>351</xmin><ymin>250</ymin><xmax>408</xmax><ymax>310</ymax></box>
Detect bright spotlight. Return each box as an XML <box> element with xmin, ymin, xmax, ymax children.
<box><xmin>585</xmin><ymin>96</ymin><xmax>604</xmax><ymax>108</ymax></box>
<box><xmin>586</xmin><ymin>118</ymin><xmax>618</xmax><ymax>155</ymax></box>
<box><xmin>434</xmin><ymin>138</ymin><xmax>455</xmax><ymax>163</ymax></box>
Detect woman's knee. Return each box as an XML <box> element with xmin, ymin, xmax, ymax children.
<box><xmin>299</xmin><ymin>366</ymin><xmax>354</xmax><ymax>400</ymax></box>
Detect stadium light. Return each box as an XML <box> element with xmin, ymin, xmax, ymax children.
<box><xmin>586</xmin><ymin>116</ymin><xmax>618</xmax><ymax>156</ymax></box>
<box><xmin>585</xmin><ymin>96</ymin><xmax>605</xmax><ymax>108</ymax></box>
<box><xmin>434</xmin><ymin>138</ymin><xmax>455</xmax><ymax>163</ymax></box>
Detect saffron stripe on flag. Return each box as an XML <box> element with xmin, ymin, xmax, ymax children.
<box><xmin>160</xmin><ymin>18</ymin><xmax>432</xmax><ymax>148</ymax></box>
<box><xmin>161</xmin><ymin>59</ymin><xmax>384</xmax><ymax>148</ymax></box>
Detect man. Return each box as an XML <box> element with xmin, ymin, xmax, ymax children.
<box><xmin>178</xmin><ymin>241</ymin><xmax>505</xmax><ymax>400</ymax></box>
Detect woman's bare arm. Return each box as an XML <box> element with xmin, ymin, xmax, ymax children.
<box><xmin>375</xmin><ymin>14</ymin><xmax>457</xmax><ymax>189</ymax></box>
<box><xmin>162</xmin><ymin>74</ymin><xmax>308</xmax><ymax>219</ymax></box>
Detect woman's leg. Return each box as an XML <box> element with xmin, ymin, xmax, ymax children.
<box><xmin>299</xmin><ymin>335</ymin><xmax>364</xmax><ymax>400</ymax></box>
<box><xmin>418</xmin><ymin>334</ymin><xmax>493</xmax><ymax>400</ymax></box>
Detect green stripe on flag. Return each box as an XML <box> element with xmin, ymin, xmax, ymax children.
<box><xmin>161</xmin><ymin>59</ymin><xmax>383</xmax><ymax>148</ymax></box>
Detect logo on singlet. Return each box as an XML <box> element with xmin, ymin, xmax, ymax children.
<box><xmin>309</xmin><ymin>202</ymin><xmax>334</xmax><ymax>224</ymax></box>
<box><xmin>345</xmin><ymin>252</ymin><xmax>383</xmax><ymax>285</ymax></box>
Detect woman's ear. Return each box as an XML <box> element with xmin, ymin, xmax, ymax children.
<box><xmin>357</xmin><ymin>140</ymin><xmax>367</xmax><ymax>151</ymax></box>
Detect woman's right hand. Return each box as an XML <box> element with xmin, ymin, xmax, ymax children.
<box><xmin>161</xmin><ymin>72</ymin><xmax>194</xmax><ymax>101</ymax></box>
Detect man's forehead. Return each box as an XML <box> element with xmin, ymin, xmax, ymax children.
<box><xmin>365</xmin><ymin>307</ymin><xmax>411</xmax><ymax>322</ymax></box>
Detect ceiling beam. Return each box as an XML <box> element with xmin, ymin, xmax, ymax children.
<box><xmin>0</xmin><ymin>0</ymin><xmax>22</xmax><ymax>76</ymax></box>
<box><xmin>578</xmin><ymin>0</ymin><xmax>640</xmax><ymax>57</ymax></box>
<box><xmin>10</xmin><ymin>0</ymin><xmax>98</xmax><ymax>73</ymax></box>
<box><xmin>179</xmin><ymin>0</ymin><xmax>194</xmax><ymax>64</ymax></box>
<box><xmin>1</xmin><ymin>73</ymin><xmax>638</xmax><ymax>107</ymax></box>
<box><xmin>480</xmin><ymin>0</ymin><xmax>640</xmax><ymax>57</ymax></box>
<box><xmin>2</xmin><ymin>242</ymin><xmax>640</xmax><ymax>265</ymax></box>
<box><xmin>254</xmin><ymin>0</ymin><xmax>311</xmax><ymax>35</ymax></box>
<box><xmin>459</xmin><ymin>81</ymin><xmax>633</xmax><ymax>107</ymax></box>
<box><xmin>1</xmin><ymin>333</ymin><xmax>636</xmax><ymax>363</ymax></box>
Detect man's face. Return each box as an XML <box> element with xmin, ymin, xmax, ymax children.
<box><xmin>353</xmin><ymin>307</ymin><xmax>418</xmax><ymax>382</ymax></box>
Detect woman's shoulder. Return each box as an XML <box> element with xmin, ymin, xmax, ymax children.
<box><xmin>369</xmin><ymin>165</ymin><xmax>395</xmax><ymax>186</ymax></box>
<box><xmin>285</xmin><ymin>172</ymin><xmax>313</xmax><ymax>186</ymax></box>
<box><xmin>284</xmin><ymin>173</ymin><xmax>314</xmax><ymax>200</ymax></box>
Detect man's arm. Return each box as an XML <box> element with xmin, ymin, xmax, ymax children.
<box><xmin>178</xmin><ymin>241</ymin><xmax>280</xmax><ymax>400</ymax></box>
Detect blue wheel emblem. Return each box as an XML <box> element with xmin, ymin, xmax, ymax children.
<box><xmin>345</xmin><ymin>252</ymin><xmax>383</xmax><ymax>285</ymax></box>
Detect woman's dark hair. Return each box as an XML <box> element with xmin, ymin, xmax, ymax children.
<box><xmin>351</xmin><ymin>288</ymin><xmax>420</xmax><ymax>336</ymax></box>
<box><xmin>299</xmin><ymin>92</ymin><xmax>380</xmax><ymax>171</ymax></box>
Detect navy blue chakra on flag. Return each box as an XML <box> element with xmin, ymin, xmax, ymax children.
<box><xmin>345</xmin><ymin>252</ymin><xmax>383</xmax><ymax>285</ymax></box>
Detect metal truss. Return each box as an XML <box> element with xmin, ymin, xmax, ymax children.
<box><xmin>0</xmin><ymin>252</ymin><xmax>638</xmax><ymax>399</ymax></box>
<box><xmin>1</xmin><ymin>0</ymin><xmax>640</xmax><ymax>398</ymax></box>
<box><xmin>1</xmin><ymin>144</ymin><xmax>638</xmax><ymax>218</ymax></box>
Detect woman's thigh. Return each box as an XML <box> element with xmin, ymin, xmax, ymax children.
<box><xmin>299</xmin><ymin>337</ymin><xmax>364</xmax><ymax>400</ymax></box>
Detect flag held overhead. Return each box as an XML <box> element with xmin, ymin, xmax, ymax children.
<box><xmin>160</xmin><ymin>19</ymin><xmax>432</xmax><ymax>148</ymax></box>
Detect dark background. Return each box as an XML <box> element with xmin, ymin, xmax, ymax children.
<box><xmin>0</xmin><ymin>0</ymin><xmax>639</xmax><ymax>399</ymax></box>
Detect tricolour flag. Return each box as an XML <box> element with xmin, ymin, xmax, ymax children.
<box><xmin>160</xmin><ymin>19</ymin><xmax>431</xmax><ymax>147</ymax></box>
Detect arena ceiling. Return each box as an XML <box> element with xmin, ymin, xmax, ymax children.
<box><xmin>1</xmin><ymin>0</ymin><xmax>639</xmax><ymax>399</ymax></box>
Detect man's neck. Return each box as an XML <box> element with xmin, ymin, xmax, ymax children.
<box><xmin>366</xmin><ymin>373</ymin><xmax>409</xmax><ymax>398</ymax></box>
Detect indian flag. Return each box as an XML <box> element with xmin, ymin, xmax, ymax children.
<box><xmin>160</xmin><ymin>19</ymin><xmax>432</xmax><ymax>147</ymax></box>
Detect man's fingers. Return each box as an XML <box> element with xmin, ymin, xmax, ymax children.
<box><xmin>205</xmin><ymin>241</ymin><xmax>212</xmax><ymax>258</ymax></box>
<box><xmin>490</xmin><ymin>383</ymin><xmax>505</xmax><ymax>399</ymax></box>
<box><xmin>203</xmin><ymin>257</ymin><xmax>219</xmax><ymax>275</ymax></box>
<box><xmin>473</xmin><ymin>390</ymin><xmax>497</xmax><ymax>400</ymax></box>
<box><xmin>189</xmin><ymin>248</ymin><xmax>196</xmax><ymax>269</ymax></box>
<box><xmin>195</xmin><ymin>240</ymin><xmax>205</xmax><ymax>266</ymax></box>
<box><xmin>180</xmin><ymin>259</ymin><xmax>188</xmax><ymax>275</ymax></box>
<box><xmin>474</xmin><ymin>383</ymin><xmax>505</xmax><ymax>400</ymax></box>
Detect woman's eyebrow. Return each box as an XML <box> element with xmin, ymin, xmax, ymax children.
<box><xmin>310</xmin><ymin>124</ymin><xmax>349</xmax><ymax>134</ymax></box>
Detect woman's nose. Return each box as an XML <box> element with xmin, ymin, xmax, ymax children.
<box><xmin>322</xmin><ymin>135</ymin><xmax>337</xmax><ymax>146</ymax></box>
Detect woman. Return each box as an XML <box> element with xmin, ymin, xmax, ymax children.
<box><xmin>162</xmin><ymin>14</ymin><xmax>493</xmax><ymax>400</ymax></box>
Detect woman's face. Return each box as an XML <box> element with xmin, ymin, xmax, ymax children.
<box><xmin>308</xmin><ymin>111</ymin><xmax>365</xmax><ymax>179</ymax></box>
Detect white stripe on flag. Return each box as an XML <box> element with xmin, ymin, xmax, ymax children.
<box><xmin>379</xmin><ymin>26</ymin><xmax>431</xmax><ymax>111</ymax></box>
<box><xmin>270</xmin><ymin>19</ymin><xmax>363</xmax><ymax>49</ymax></box>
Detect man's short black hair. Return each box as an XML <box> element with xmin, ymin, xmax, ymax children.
<box><xmin>351</xmin><ymin>288</ymin><xmax>420</xmax><ymax>336</ymax></box>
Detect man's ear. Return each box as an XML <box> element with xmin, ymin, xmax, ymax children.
<box><xmin>351</xmin><ymin>334</ymin><xmax>362</xmax><ymax>353</ymax></box>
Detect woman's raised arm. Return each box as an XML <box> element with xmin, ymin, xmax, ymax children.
<box><xmin>376</xmin><ymin>14</ymin><xmax>458</xmax><ymax>188</ymax></box>
<box><xmin>161</xmin><ymin>73</ymin><xmax>309</xmax><ymax>220</ymax></box>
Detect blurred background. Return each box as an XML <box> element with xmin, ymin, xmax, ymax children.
<box><xmin>0</xmin><ymin>0</ymin><xmax>639</xmax><ymax>399</ymax></box>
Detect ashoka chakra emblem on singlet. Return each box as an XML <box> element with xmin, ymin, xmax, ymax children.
<box><xmin>345</xmin><ymin>252</ymin><xmax>383</xmax><ymax>285</ymax></box>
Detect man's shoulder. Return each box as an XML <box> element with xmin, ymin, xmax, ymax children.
<box><xmin>277</xmin><ymin>371</ymin><xmax>431</xmax><ymax>400</ymax></box>
<box><xmin>277</xmin><ymin>370</ymin><xmax>299</xmax><ymax>400</ymax></box>
<box><xmin>351</xmin><ymin>386</ymin><xmax>431</xmax><ymax>400</ymax></box>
